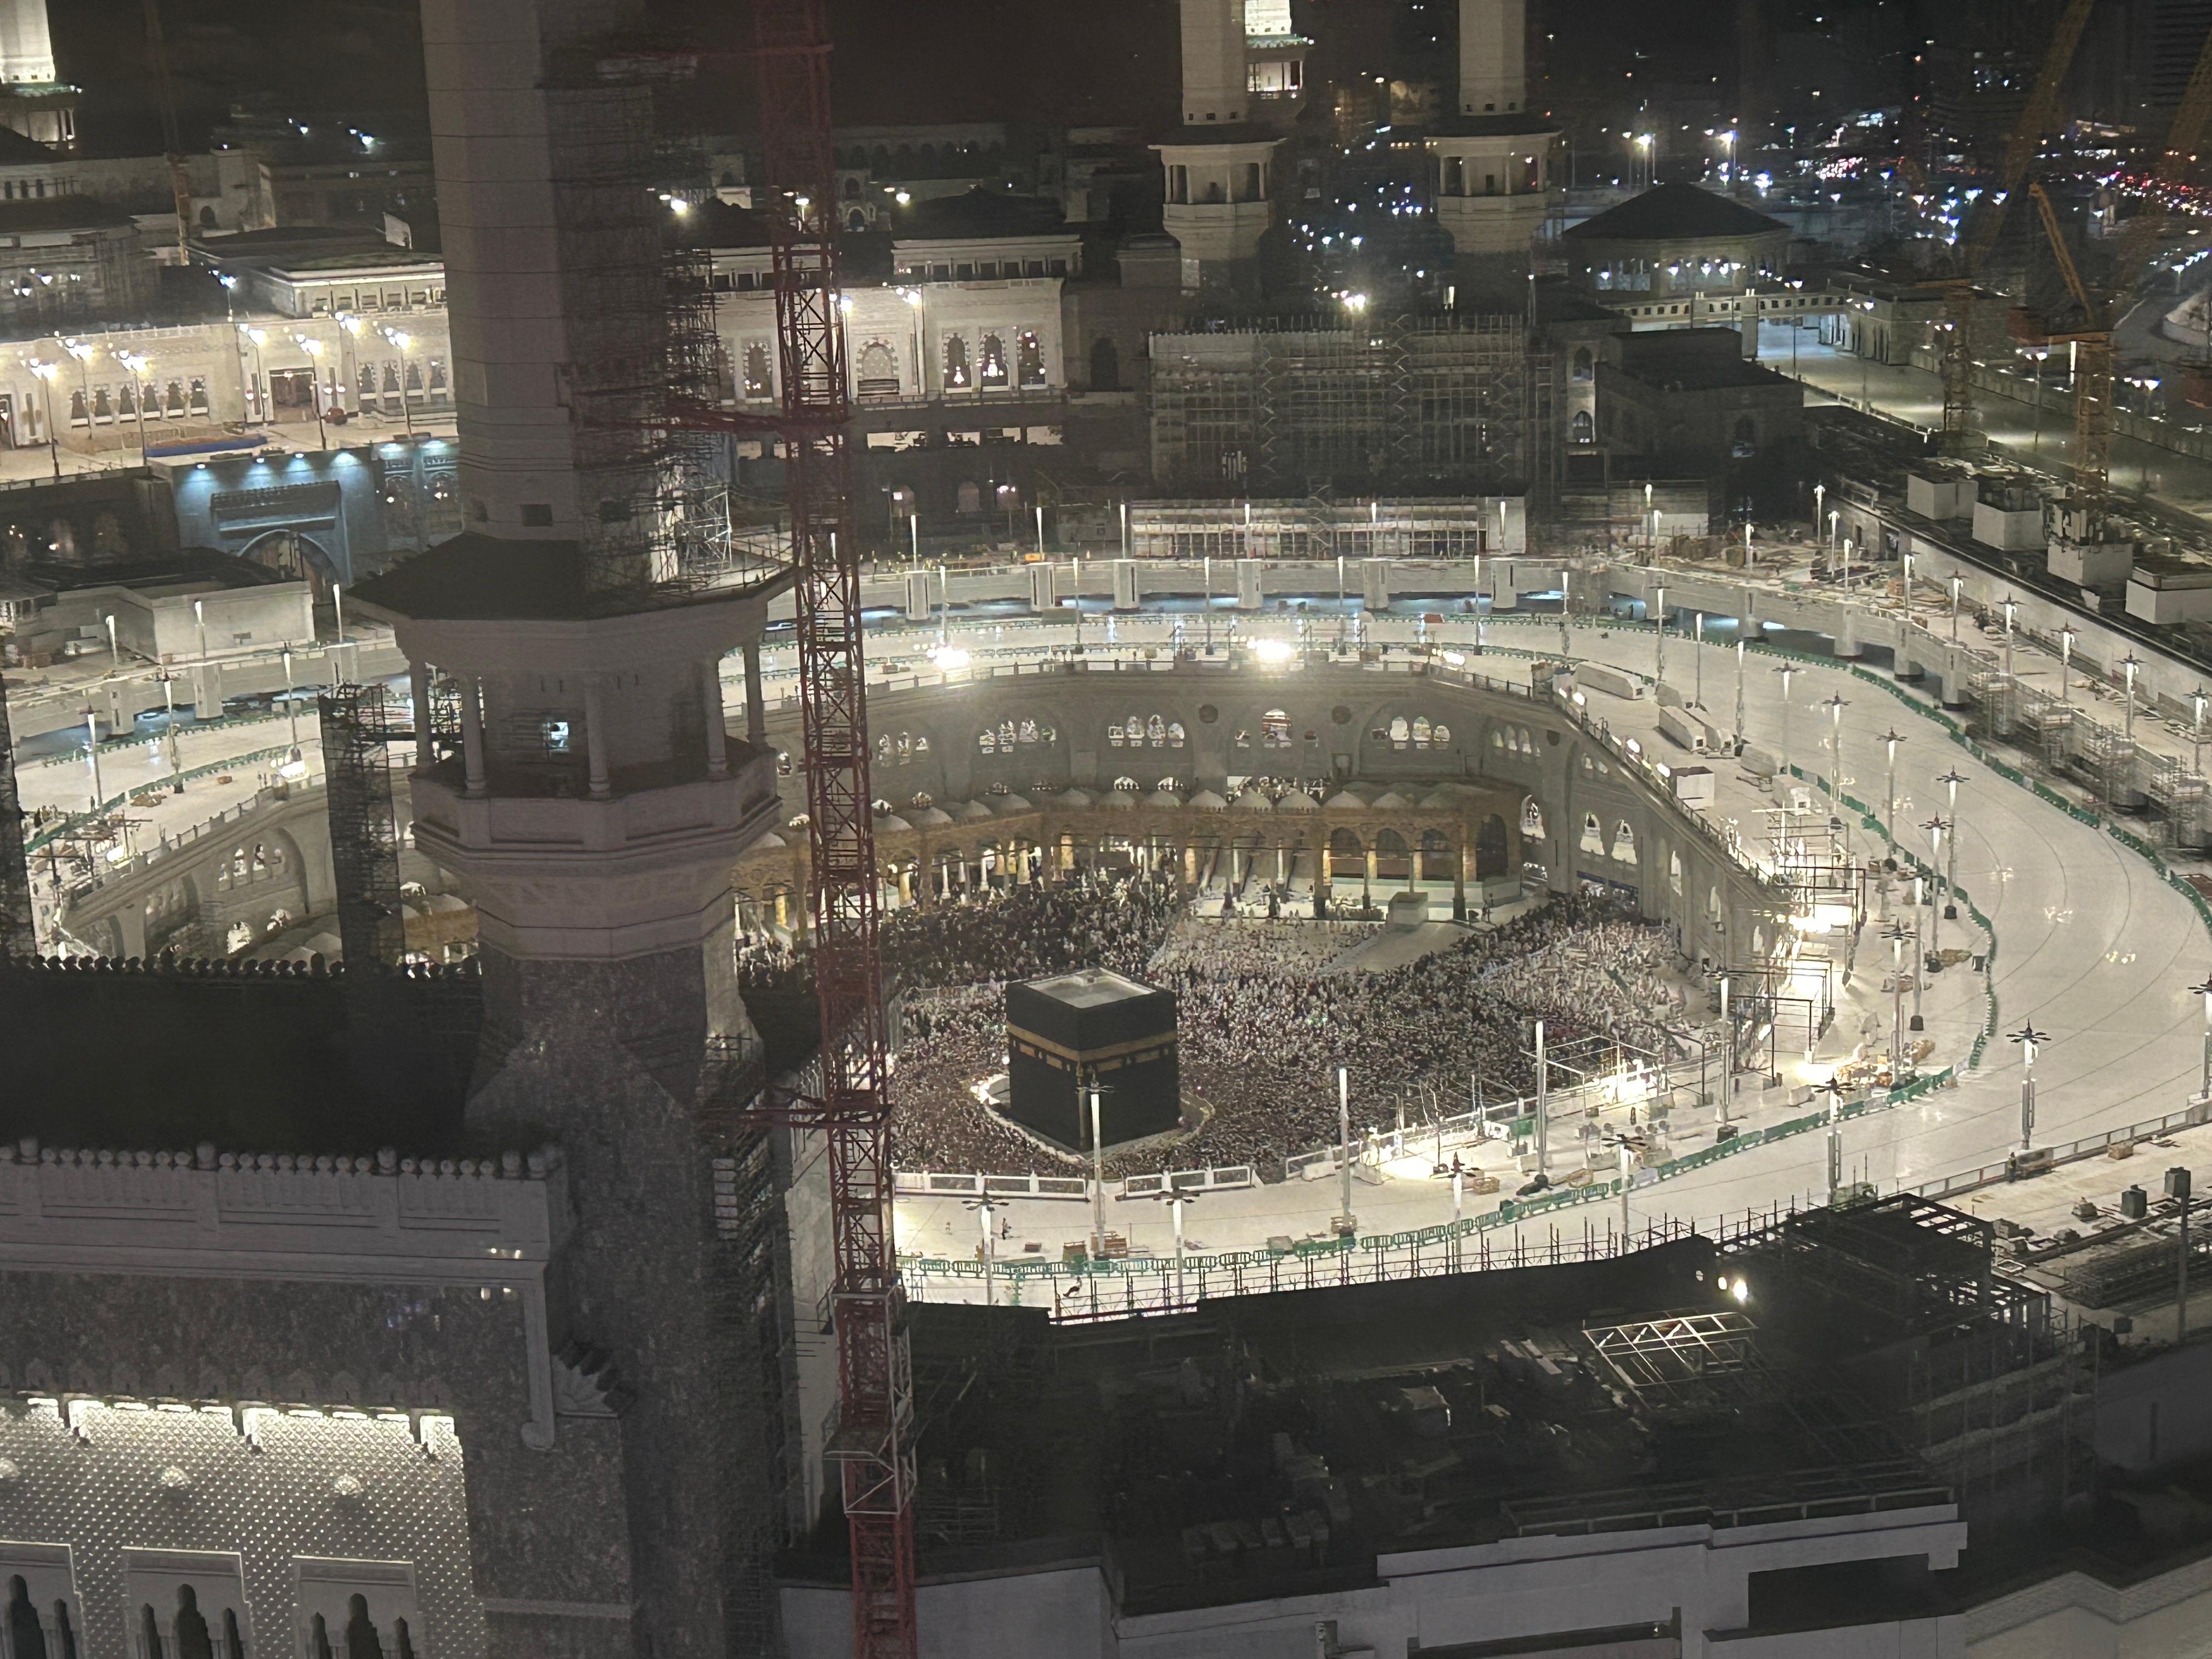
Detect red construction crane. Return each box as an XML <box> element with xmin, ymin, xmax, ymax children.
<box><xmin>748</xmin><ymin>3</ymin><xmax>916</xmax><ymax>1656</ymax></box>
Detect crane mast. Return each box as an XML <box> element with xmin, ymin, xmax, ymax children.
<box><xmin>749</xmin><ymin>2</ymin><xmax>917</xmax><ymax>1656</ymax></box>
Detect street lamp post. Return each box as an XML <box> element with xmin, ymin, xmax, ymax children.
<box><xmin>382</xmin><ymin>328</ymin><xmax>417</xmax><ymax>436</ymax></box>
<box><xmin>1938</xmin><ymin>768</ymin><xmax>1967</xmax><ymax>919</ymax></box>
<box><xmin>1879</xmin><ymin>728</ymin><xmax>1905</xmax><ymax>847</ymax></box>
<box><xmin>1336</xmin><ymin>1064</ymin><xmax>1357</xmax><ymax>1234</ymax></box>
<box><xmin>1814</xmin><ymin>481</ymin><xmax>1825</xmax><ymax>543</ymax></box>
<box><xmin>1652</xmin><ymin>584</ymin><xmax>1666</xmax><ymax>686</ymax></box>
<box><xmin>2010</xmin><ymin>1023</ymin><xmax>2049</xmax><ymax>1153</ymax></box>
<box><xmin>1774</xmin><ymin>664</ymin><xmax>1798</xmax><ymax>777</ymax></box>
<box><xmin>1734</xmin><ymin>639</ymin><xmax>1747</xmax><ymax>751</ymax></box>
<box><xmin>1884</xmin><ymin>920</ymin><xmax>1912</xmax><ymax>1079</ymax></box>
<box><xmin>1822</xmin><ymin>692</ymin><xmax>1852</xmax><ymax>866</ymax></box>
<box><xmin>1820</xmin><ymin>1075</ymin><xmax>1847</xmax><ymax>1204</ymax></box>
<box><xmin>26</xmin><ymin>359</ymin><xmax>59</xmax><ymax>478</ymax></box>
<box><xmin>294</xmin><ymin>335</ymin><xmax>329</xmax><ymax>448</ymax></box>
<box><xmin>1949</xmin><ymin>574</ymin><xmax>1963</xmax><ymax>641</ymax></box>
<box><xmin>2000</xmin><ymin>594</ymin><xmax>2018</xmax><ymax>680</ymax></box>
<box><xmin>2060</xmin><ymin>626</ymin><xmax>2079</xmax><ymax>705</ymax></box>
<box><xmin>1922</xmin><ymin>817</ymin><xmax>1950</xmax><ymax>968</ymax></box>
<box><xmin>1694</xmin><ymin>612</ymin><xmax>1705</xmax><ymax>707</ymax></box>
<box><xmin>2190</xmin><ymin>974</ymin><xmax>2212</xmax><ymax>1101</ymax></box>
<box><xmin>116</xmin><ymin>350</ymin><xmax>153</xmax><ymax>462</ymax></box>
<box><xmin>2121</xmin><ymin>653</ymin><xmax>2143</xmax><ymax>744</ymax></box>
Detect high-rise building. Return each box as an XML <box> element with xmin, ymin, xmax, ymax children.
<box><xmin>0</xmin><ymin>0</ymin><xmax>74</xmax><ymax>156</ymax></box>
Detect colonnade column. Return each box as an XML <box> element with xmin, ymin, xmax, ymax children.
<box><xmin>742</xmin><ymin>641</ymin><xmax>766</xmax><ymax>749</ymax></box>
<box><xmin>1453</xmin><ymin>832</ymin><xmax>1468</xmax><ymax>921</ymax></box>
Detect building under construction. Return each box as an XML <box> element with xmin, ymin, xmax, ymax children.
<box><xmin>1148</xmin><ymin>314</ymin><xmax>1536</xmax><ymax>497</ymax></box>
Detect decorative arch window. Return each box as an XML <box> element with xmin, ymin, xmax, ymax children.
<box><xmin>856</xmin><ymin>341</ymin><xmax>899</xmax><ymax>399</ymax></box>
<box><xmin>1579</xmin><ymin>812</ymin><xmax>1605</xmax><ymax>855</ymax></box>
<box><xmin>1571</xmin><ymin>409</ymin><xmax>1594</xmax><ymax>444</ymax></box>
<box><xmin>1490</xmin><ymin>730</ymin><xmax>1505</xmax><ymax>749</ymax></box>
<box><xmin>998</xmin><ymin>720</ymin><xmax>1017</xmax><ymax>749</ymax></box>
<box><xmin>1390</xmin><ymin>716</ymin><xmax>1410</xmax><ymax>749</ymax></box>
<box><xmin>1708</xmin><ymin>885</ymin><xmax>1723</xmax><ymax>922</ymax></box>
<box><xmin>1521</xmin><ymin>796</ymin><xmax>1545</xmax><ymax>837</ymax></box>
<box><xmin>1018</xmin><ymin>719</ymin><xmax>1040</xmax><ymax>744</ymax></box>
<box><xmin>1147</xmin><ymin>715</ymin><xmax>1166</xmax><ymax>747</ymax></box>
<box><xmin>1017</xmin><ymin>330</ymin><xmax>1047</xmax><ymax>388</ymax></box>
<box><xmin>1166</xmin><ymin>721</ymin><xmax>1186</xmax><ymax>748</ymax></box>
<box><xmin>1114</xmin><ymin>776</ymin><xmax>1140</xmax><ymax>792</ymax></box>
<box><xmin>1432</xmin><ymin>723</ymin><xmax>1451</xmax><ymax>745</ymax></box>
<box><xmin>1262</xmin><ymin>709</ymin><xmax>1293</xmax><ymax>748</ymax></box>
<box><xmin>1107</xmin><ymin>720</ymin><xmax>1126</xmax><ymax>748</ymax></box>
<box><xmin>977</xmin><ymin>333</ymin><xmax>1008</xmax><ymax>389</ymax></box>
<box><xmin>1412</xmin><ymin>716</ymin><xmax>1432</xmax><ymax>748</ymax></box>
<box><xmin>1669</xmin><ymin>850</ymin><xmax>1684</xmax><ymax>893</ymax></box>
<box><xmin>914</xmin><ymin>734</ymin><xmax>931</xmax><ymax>754</ymax></box>
<box><xmin>743</xmin><ymin>343</ymin><xmax>772</xmax><ymax>400</ymax></box>
<box><xmin>1571</xmin><ymin>346</ymin><xmax>1594</xmax><ymax>382</ymax></box>
<box><xmin>1612</xmin><ymin>821</ymin><xmax>1637</xmax><ymax>862</ymax></box>
<box><xmin>978</xmin><ymin>729</ymin><xmax>997</xmax><ymax>754</ymax></box>
<box><xmin>943</xmin><ymin>335</ymin><xmax>971</xmax><ymax>389</ymax></box>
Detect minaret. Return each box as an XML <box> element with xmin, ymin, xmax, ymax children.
<box><xmin>360</xmin><ymin>3</ymin><xmax>797</xmax><ymax>1654</ymax></box>
<box><xmin>422</xmin><ymin>0</ymin><xmax>662</xmax><ymax>556</ymax></box>
<box><xmin>0</xmin><ymin>0</ymin><xmax>54</xmax><ymax>84</ymax></box>
<box><xmin>1153</xmin><ymin>0</ymin><xmax>1294</xmax><ymax>293</ymax></box>
<box><xmin>1427</xmin><ymin>0</ymin><xmax>1561</xmax><ymax>296</ymax></box>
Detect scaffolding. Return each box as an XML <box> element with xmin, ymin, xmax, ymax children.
<box><xmin>1127</xmin><ymin>496</ymin><xmax>1509</xmax><ymax>560</ymax></box>
<box><xmin>1148</xmin><ymin>315</ymin><xmax>1529</xmax><ymax>495</ymax></box>
<box><xmin>0</xmin><ymin>667</ymin><xmax>32</xmax><ymax>963</ymax></box>
<box><xmin>318</xmin><ymin>685</ymin><xmax>412</xmax><ymax>969</ymax></box>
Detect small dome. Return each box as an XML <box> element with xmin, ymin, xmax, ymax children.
<box><xmin>992</xmin><ymin>794</ymin><xmax>1034</xmax><ymax>815</ymax></box>
<box><xmin>912</xmin><ymin>806</ymin><xmax>953</xmax><ymax>826</ymax></box>
<box><xmin>955</xmin><ymin>800</ymin><xmax>995</xmax><ymax>821</ymax></box>
<box><xmin>1370</xmin><ymin>791</ymin><xmax>1415</xmax><ymax>811</ymax></box>
<box><xmin>1102</xmin><ymin>791</ymin><xmax>1137</xmax><ymax>809</ymax></box>
<box><xmin>1059</xmin><ymin>787</ymin><xmax>1094</xmax><ymax>807</ymax></box>
<box><xmin>749</xmin><ymin>830</ymin><xmax>787</xmax><ymax>850</ymax></box>
<box><xmin>1419</xmin><ymin>791</ymin><xmax>1458</xmax><ymax>810</ymax></box>
<box><xmin>1323</xmin><ymin>791</ymin><xmax>1367</xmax><ymax>810</ymax></box>
<box><xmin>1187</xmin><ymin>789</ymin><xmax>1228</xmax><ymax>810</ymax></box>
<box><xmin>876</xmin><ymin>813</ymin><xmax>913</xmax><ymax>832</ymax></box>
<box><xmin>1231</xmin><ymin>791</ymin><xmax>1274</xmax><ymax>811</ymax></box>
<box><xmin>1277</xmin><ymin>789</ymin><xmax>1321</xmax><ymax>811</ymax></box>
<box><xmin>1148</xmin><ymin>788</ymin><xmax>1183</xmax><ymax>808</ymax></box>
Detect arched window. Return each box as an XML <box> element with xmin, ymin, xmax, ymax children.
<box><xmin>943</xmin><ymin>335</ymin><xmax>970</xmax><ymax>389</ymax></box>
<box><xmin>1580</xmin><ymin>812</ymin><xmax>1605</xmax><ymax>855</ymax></box>
<box><xmin>1732</xmin><ymin>414</ymin><xmax>1757</xmax><ymax>456</ymax></box>
<box><xmin>1491</xmin><ymin>729</ymin><xmax>1505</xmax><ymax>749</ymax></box>
<box><xmin>856</xmin><ymin>341</ymin><xmax>899</xmax><ymax>399</ymax></box>
<box><xmin>1166</xmin><ymin>721</ymin><xmax>1186</xmax><ymax>748</ymax></box>
<box><xmin>1018</xmin><ymin>719</ymin><xmax>1040</xmax><ymax>744</ymax></box>
<box><xmin>1389</xmin><ymin>716</ymin><xmax>1410</xmax><ymax>749</ymax></box>
<box><xmin>1262</xmin><ymin>709</ymin><xmax>1293</xmax><ymax>747</ymax></box>
<box><xmin>1017</xmin><ymin>331</ymin><xmax>1047</xmax><ymax>387</ymax></box>
<box><xmin>1613</xmin><ymin>821</ymin><xmax>1637</xmax><ymax>862</ymax></box>
<box><xmin>1412</xmin><ymin>716</ymin><xmax>1432</xmax><ymax>748</ymax></box>
<box><xmin>742</xmin><ymin>343</ymin><xmax>772</xmax><ymax>400</ymax></box>
<box><xmin>978</xmin><ymin>333</ymin><xmax>1008</xmax><ymax>389</ymax></box>
<box><xmin>998</xmin><ymin>720</ymin><xmax>1017</xmax><ymax>749</ymax></box>
<box><xmin>1669</xmin><ymin>850</ymin><xmax>1683</xmax><ymax>893</ymax></box>
<box><xmin>979</xmin><ymin>729</ymin><xmax>998</xmax><ymax>753</ymax></box>
<box><xmin>1571</xmin><ymin>409</ymin><xmax>1594</xmax><ymax>444</ymax></box>
<box><xmin>1521</xmin><ymin>795</ymin><xmax>1545</xmax><ymax>837</ymax></box>
<box><xmin>1571</xmin><ymin>346</ymin><xmax>1594</xmax><ymax>382</ymax></box>
<box><xmin>956</xmin><ymin>480</ymin><xmax>982</xmax><ymax>514</ymax></box>
<box><xmin>1147</xmin><ymin>715</ymin><xmax>1166</xmax><ymax>747</ymax></box>
<box><xmin>1107</xmin><ymin>720</ymin><xmax>1125</xmax><ymax>748</ymax></box>
<box><xmin>1432</xmin><ymin>722</ymin><xmax>1451</xmax><ymax>745</ymax></box>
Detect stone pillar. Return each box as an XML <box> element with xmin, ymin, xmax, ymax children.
<box><xmin>460</xmin><ymin>675</ymin><xmax>487</xmax><ymax>795</ymax></box>
<box><xmin>702</xmin><ymin>659</ymin><xmax>728</xmax><ymax>777</ymax></box>
<box><xmin>1453</xmin><ymin>834</ymin><xmax>1468</xmax><ymax>920</ymax></box>
<box><xmin>583</xmin><ymin>675</ymin><xmax>612</xmax><ymax>800</ymax></box>
<box><xmin>741</xmin><ymin>641</ymin><xmax>766</xmax><ymax>749</ymax></box>
<box><xmin>409</xmin><ymin>661</ymin><xmax>433</xmax><ymax>773</ymax></box>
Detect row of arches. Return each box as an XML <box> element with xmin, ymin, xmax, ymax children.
<box><xmin>1381</xmin><ymin>716</ymin><xmax>1454</xmax><ymax>750</ymax></box>
<box><xmin>1106</xmin><ymin>715</ymin><xmax>1188</xmax><ymax>749</ymax></box>
<box><xmin>1489</xmin><ymin>725</ymin><xmax>1537</xmax><ymax>755</ymax></box>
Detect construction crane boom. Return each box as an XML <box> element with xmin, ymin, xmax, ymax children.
<box><xmin>139</xmin><ymin>0</ymin><xmax>194</xmax><ymax>264</ymax></box>
<box><xmin>1937</xmin><ymin>0</ymin><xmax>2099</xmax><ymax>447</ymax></box>
<box><xmin>2028</xmin><ymin>183</ymin><xmax>2091</xmax><ymax>314</ymax></box>
<box><xmin>748</xmin><ymin>2</ymin><xmax>917</xmax><ymax>1657</ymax></box>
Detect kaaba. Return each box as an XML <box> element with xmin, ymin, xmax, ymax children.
<box><xmin>1004</xmin><ymin>968</ymin><xmax>1181</xmax><ymax>1149</ymax></box>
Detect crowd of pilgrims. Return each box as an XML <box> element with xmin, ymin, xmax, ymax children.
<box><xmin>735</xmin><ymin>876</ymin><xmax>1697</xmax><ymax>1180</ymax></box>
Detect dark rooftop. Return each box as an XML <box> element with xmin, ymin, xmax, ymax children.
<box><xmin>352</xmin><ymin>532</ymin><xmax>792</xmax><ymax>624</ymax></box>
<box><xmin>0</xmin><ymin>196</ymin><xmax>140</xmax><ymax>233</ymax></box>
<box><xmin>1564</xmin><ymin>182</ymin><xmax>1790</xmax><ymax>245</ymax></box>
<box><xmin>1615</xmin><ymin>329</ymin><xmax>1797</xmax><ymax>392</ymax></box>
<box><xmin>860</xmin><ymin>1232</ymin><xmax>1960</xmax><ymax>1615</ymax></box>
<box><xmin>893</xmin><ymin>187</ymin><xmax>1071</xmax><ymax>242</ymax></box>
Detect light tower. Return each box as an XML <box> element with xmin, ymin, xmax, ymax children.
<box><xmin>1153</xmin><ymin>0</ymin><xmax>1296</xmax><ymax>293</ymax></box>
<box><xmin>1427</xmin><ymin>0</ymin><xmax>1562</xmax><ymax>300</ymax></box>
